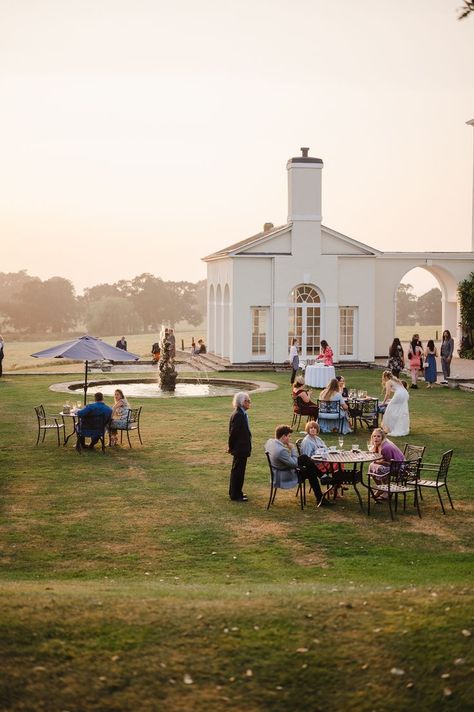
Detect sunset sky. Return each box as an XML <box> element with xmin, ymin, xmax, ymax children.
<box><xmin>1</xmin><ymin>0</ymin><xmax>473</xmax><ymax>295</ymax></box>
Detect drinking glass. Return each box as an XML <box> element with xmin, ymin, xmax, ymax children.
<box><xmin>77</xmin><ymin>401</ymin><xmax>81</xmax><ymax>409</ymax></box>
<box><xmin>338</xmin><ymin>435</ymin><xmax>344</xmax><ymax>450</ymax></box>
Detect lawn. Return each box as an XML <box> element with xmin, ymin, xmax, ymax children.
<box><xmin>0</xmin><ymin>369</ymin><xmax>473</xmax><ymax>712</ymax></box>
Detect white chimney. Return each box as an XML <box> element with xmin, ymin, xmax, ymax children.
<box><xmin>468</xmin><ymin>119</ymin><xmax>474</xmax><ymax>252</ymax></box>
<box><xmin>286</xmin><ymin>147</ymin><xmax>323</xmax><ymax>223</ymax></box>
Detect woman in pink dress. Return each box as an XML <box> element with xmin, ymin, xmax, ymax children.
<box><xmin>316</xmin><ymin>340</ymin><xmax>334</xmax><ymax>366</ymax></box>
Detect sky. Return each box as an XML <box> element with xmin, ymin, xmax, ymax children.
<box><xmin>0</xmin><ymin>0</ymin><xmax>473</xmax><ymax>296</ymax></box>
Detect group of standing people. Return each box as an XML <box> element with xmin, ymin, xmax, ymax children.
<box><xmin>289</xmin><ymin>337</ymin><xmax>334</xmax><ymax>385</ymax></box>
<box><xmin>387</xmin><ymin>330</ymin><xmax>455</xmax><ymax>387</ymax></box>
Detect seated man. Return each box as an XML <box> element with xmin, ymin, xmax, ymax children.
<box><xmin>265</xmin><ymin>425</ymin><xmax>333</xmax><ymax>507</ymax></box>
<box><xmin>194</xmin><ymin>339</ymin><xmax>206</xmax><ymax>355</ymax></box>
<box><xmin>75</xmin><ymin>392</ymin><xmax>112</xmax><ymax>450</ymax></box>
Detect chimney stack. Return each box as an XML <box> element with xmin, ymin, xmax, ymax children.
<box><xmin>286</xmin><ymin>147</ymin><xmax>323</xmax><ymax>223</ymax></box>
<box><xmin>263</xmin><ymin>222</ymin><xmax>274</xmax><ymax>232</ymax></box>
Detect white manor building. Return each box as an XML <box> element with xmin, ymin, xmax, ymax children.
<box><xmin>203</xmin><ymin>126</ymin><xmax>474</xmax><ymax>366</ymax></box>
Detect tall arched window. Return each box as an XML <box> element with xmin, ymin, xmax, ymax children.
<box><xmin>288</xmin><ymin>284</ymin><xmax>321</xmax><ymax>357</ymax></box>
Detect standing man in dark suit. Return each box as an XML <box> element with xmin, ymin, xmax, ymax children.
<box><xmin>116</xmin><ymin>336</ymin><xmax>127</xmax><ymax>351</ymax></box>
<box><xmin>0</xmin><ymin>335</ymin><xmax>4</xmax><ymax>377</ymax></box>
<box><xmin>228</xmin><ymin>392</ymin><xmax>252</xmax><ymax>502</ymax></box>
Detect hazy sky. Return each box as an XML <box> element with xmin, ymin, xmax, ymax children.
<box><xmin>1</xmin><ymin>0</ymin><xmax>473</xmax><ymax>296</ymax></box>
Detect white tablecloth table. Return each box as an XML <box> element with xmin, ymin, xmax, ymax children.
<box><xmin>304</xmin><ymin>365</ymin><xmax>336</xmax><ymax>388</ymax></box>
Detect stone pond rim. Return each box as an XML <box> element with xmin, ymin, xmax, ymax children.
<box><xmin>49</xmin><ymin>376</ymin><xmax>278</xmax><ymax>398</ymax></box>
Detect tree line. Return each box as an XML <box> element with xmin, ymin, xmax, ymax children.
<box><xmin>0</xmin><ymin>270</ymin><xmax>206</xmax><ymax>335</ymax></box>
<box><xmin>396</xmin><ymin>283</ymin><xmax>442</xmax><ymax>326</ymax></box>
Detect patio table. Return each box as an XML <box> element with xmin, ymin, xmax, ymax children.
<box><xmin>312</xmin><ymin>449</ymin><xmax>379</xmax><ymax>511</ymax></box>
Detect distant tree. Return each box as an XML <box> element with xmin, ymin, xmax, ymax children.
<box><xmin>82</xmin><ymin>283</ymin><xmax>122</xmax><ymax>303</ymax></box>
<box><xmin>84</xmin><ymin>296</ymin><xmax>143</xmax><ymax>335</ymax></box>
<box><xmin>458</xmin><ymin>1</ymin><xmax>474</xmax><ymax>19</ymax></box>
<box><xmin>0</xmin><ymin>270</ymin><xmax>38</xmax><ymax>327</ymax></box>
<box><xmin>396</xmin><ymin>283</ymin><xmax>417</xmax><ymax>325</ymax></box>
<box><xmin>414</xmin><ymin>287</ymin><xmax>442</xmax><ymax>325</ymax></box>
<box><xmin>458</xmin><ymin>271</ymin><xmax>474</xmax><ymax>359</ymax></box>
<box><xmin>4</xmin><ymin>276</ymin><xmax>77</xmax><ymax>332</ymax></box>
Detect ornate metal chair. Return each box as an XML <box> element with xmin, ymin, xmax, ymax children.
<box><xmin>317</xmin><ymin>400</ymin><xmax>342</xmax><ymax>434</ymax></box>
<box><xmin>367</xmin><ymin>458</ymin><xmax>422</xmax><ymax>520</ymax></box>
<box><xmin>357</xmin><ymin>399</ymin><xmax>379</xmax><ymax>431</ymax></box>
<box><xmin>417</xmin><ymin>450</ymin><xmax>454</xmax><ymax>514</ymax></box>
<box><xmin>34</xmin><ymin>405</ymin><xmax>65</xmax><ymax>446</ymax></box>
<box><xmin>265</xmin><ymin>452</ymin><xmax>305</xmax><ymax>511</ymax></box>
<box><xmin>110</xmin><ymin>407</ymin><xmax>143</xmax><ymax>448</ymax></box>
<box><xmin>75</xmin><ymin>412</ymin><xmax>110</xmax><ymax>453</ymax></box>
<box><xmin>403</xmin><ymin>443</ymin><xmax>426</xmax><ymax>464</ymax></box>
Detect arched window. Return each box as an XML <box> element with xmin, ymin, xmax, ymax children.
<box><xmin>288</xmin><ymin>284</ymin><xmax>321</xmax><ymax>357</ymax></box>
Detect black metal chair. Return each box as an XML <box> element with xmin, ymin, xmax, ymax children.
<box><xmin>265</xmin><ymin>452</ymin><xmax>305</xmax><ymax>511</ymax></box>
<box><xmin>317</xmin><ymin>400</ymin><xmax>342</xmax><ymax>434</ymax></box>
<box><xmin>346</xmin><ymin>398</ymin><xmax>363</xmax><ymax>432</ymax></box>
<box><xmin>417</xmin><ymin>450</ymin><xmax>454</xmax><ymax>514</ymax></box>
<box><xmin>367</xmin><ymin>458</ymin><xmax>421</xmax><ymax>520</ymax></box>
<box><xmin>110</xmin><ymin>407</ymin><xmax>143</xmax><ymax>448</ymax></box>
<box><xmin>403</xmin><ymin>443</ymin><xmax>426</xmax><ymax>464</ymax></box>
<box><xmin>357</xmin><ymin>399</ymin><xmax>379</xmax><ymax>431</ymax></box>
<box><xmin>295</xmin><ymin>438</ymin><xmax>309</xmax><ymax>504</ymax></box>
<box><xmin>75</xmin><ymin>412</ymin><xmax>109</xmax><ymax>453</ymax></box>
<box><xmin>34</xmin><ymin>405</ymin><xmax>65</xmax><ymax>446</ymax></box>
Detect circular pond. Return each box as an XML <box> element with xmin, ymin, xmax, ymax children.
<box><xmin>51</xmin><ymin>377</ymin><xmax>277</xmax><ymax>398</ymax></box>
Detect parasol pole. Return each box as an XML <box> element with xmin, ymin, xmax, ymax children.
<box><xmin>84</xmin><ymin>360</ymin><xmax>88</xmax><ymax>405</ymax></box>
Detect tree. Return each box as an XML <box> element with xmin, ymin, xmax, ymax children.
<box><xmin>84</xmin><ymin>296</ymin><xmax>143</xmax><ymax>335</ymax></box>
<box><xmin>3</xmin><ymin>276</ymin><xmax>77</xmax><ymax>332</ymax></box>
<box><xmin>414</xmin><ymin>287</ymin><xmax>442</xmax><ymax>325</ymax></box>
<box><xmin>396</xmin><ymin>283</ymin><xmax>417</xmax><ymax>325</ymax></box>
<box><xmin>458</xmin><ymin>271</ymin><xmax>474</xmax><ymax>359</ymax></box>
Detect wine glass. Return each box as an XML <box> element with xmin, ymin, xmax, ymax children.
<box><xmin>338</xmin><ymin>435</ymin><xmax>344</xmax><ymax>450</ymax></box>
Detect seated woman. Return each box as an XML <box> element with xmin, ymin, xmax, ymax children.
<box><xmin>292</xmin><ymin>376</ymin><xmax>319</xmax><ymax>419</ymax></box>
<box><xmin>109</xmin><ymin>388</ymin><xmax>130</xmax><ymax>446</ymax></box>
<box><xmin>318</xmin><ymin>378</ymin><xmax>352</xmax><ymax>434</ymax></box>
<box><xmin>367</xmin><ymin>427</ymin><xmax>405</xmax><ymax>498</ymax></box>
<box><xmin>336</xmin><ymin>375</ymin><xmax>348</xmax><ymax>398</ymax></box>
<box><xmin>316</xmin><ymin>340</ymin><xmax>334</xmax><ymax>366</ymax></box>
<box><xmin>300</xmin><ymin>420</ymin><xmax>342</xmax><ymax>479</ymax></box>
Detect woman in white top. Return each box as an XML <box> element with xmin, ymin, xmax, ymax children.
<box><xmin>381</xmin><ymin>370</ymin><xmax>410</xmax><ymax>437</ymax></box>
<box><xmin>289</xmin><ymin>338</ymin><xmax>299</xmax><ymax>385</ymax></box>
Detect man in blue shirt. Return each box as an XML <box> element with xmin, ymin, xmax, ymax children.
<box><xmin>76</xmin><ymin>392</ymin><xmax>112</xmax><ymax>450</ymax></box>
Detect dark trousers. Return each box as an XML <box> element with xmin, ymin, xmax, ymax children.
<box><xmin>229</xmin><ymin>455</ymin><xmax>248</xmax><ymax>500</ymax></box>
<box><xmin>0</xmin><ymin>359</ymin><xmax>2</xmax><ymax>377</ymax></box>
<box><xmin>290</xmin><ymin>368</ymin><xmax>298</xmax><ymax>384</ymax></box>
<box><xmin>297</xmin><ymin>454</ymin><xmax>324</xmax><ymax>501</ymax></box>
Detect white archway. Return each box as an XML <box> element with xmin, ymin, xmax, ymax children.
<box><xmin>394</xmin><ymin>264</ymin><xmax>460</xmax><ymax>346</ymax></box>
<box><xmin>208</xmin><ymin>284</ymin><xmax>215</xmax><ymax>352</ymax></box>
<box><xmin>216</xmin><ymin>284</ymin><xmax>222</xmax><ymax>356</ymax></box>
<box><xmin>223</xmin><ymin>284</ymin><xmax>230</xmax><ymax>359</ymax></box>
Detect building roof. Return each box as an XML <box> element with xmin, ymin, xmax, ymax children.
<box><xmin>202</xmin><ymin>223</ymin><xmax>291</xmax><ymax>261</ymax></box>
<box><xmin>202</xmin><ymin>222</ymin><xmax>383</xmax><ymax>261</ymax></box>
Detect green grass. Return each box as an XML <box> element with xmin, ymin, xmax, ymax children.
<box><xmin>0</xmin><ymin>369</ymin><xmax>473</xmax><ymax>711</ymax></box>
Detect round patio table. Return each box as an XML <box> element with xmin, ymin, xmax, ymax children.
<box><xmin>312</xmin><ymin>449</ymin><xmax>379</xmax><ymax>511</ymax></box>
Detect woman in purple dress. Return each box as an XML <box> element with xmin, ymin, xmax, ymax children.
<box><xmin>368</xmin><ymin>428</ymin><xmax>404</xmax><ymax>499</ymax></box>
